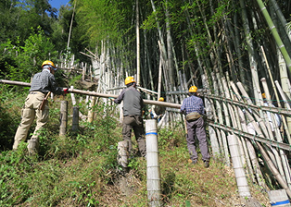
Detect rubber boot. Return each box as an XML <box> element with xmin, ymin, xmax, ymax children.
<box><xmin>27</xmin><ymin>138</ymin><xmax>39</xmax><ymax>155</ymax></box>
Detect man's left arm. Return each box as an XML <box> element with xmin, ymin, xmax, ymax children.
<box><xmin>114</xmin><ymin>89</ymin><xmax>125</xmax><ymax>104</ymax></box>
<box><xmin>49</xmin><ymin>75</ymin><xmax>64</xmax><ymax>95</ymax></box>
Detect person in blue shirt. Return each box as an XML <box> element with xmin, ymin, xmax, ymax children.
<box><xmin>180</xmin><ymin>86</ymin><xmax>210</xmax><ymax>168</ymax></box>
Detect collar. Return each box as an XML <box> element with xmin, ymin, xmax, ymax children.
<box><xmin>43</xmin><ymin>69</ymin><xmax>51</xmax><ymax>73</ymax></box>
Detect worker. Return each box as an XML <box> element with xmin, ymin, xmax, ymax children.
<box><xmin>180</xmin><ymin>86</ymin><xmax>210</xmax><ymax>168</ymax></box>
<box><xmin>150</xmin><ymin>97</ymin><xmax>166</xmax><ymax>122</ymax></box>
<box><xmin>12</xmin><ymin>60</ymin><xmax>68</xmax><ymax>154</ymax></box>
<box><xmin>113</xmin><ymin>76</ymin><xmax>146</xmax><ymax>158</ymax></box>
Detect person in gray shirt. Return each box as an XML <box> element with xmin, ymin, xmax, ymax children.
<box><xmin>113</xmin><ymin>76</ymin><xmax>146</xmax><ymax>157</ymax></box>
<box><xmin>13</xmin><ymin>60</ymin><xmax>68</xmax><ymax>154</ymax></box>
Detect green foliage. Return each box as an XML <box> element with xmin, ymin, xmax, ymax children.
<box><xmin>0</xmin><ymin>85</ymin><xmax>27</xmax><ymax>150</ymax></box>
<box><xmin>0</xmin><ymin>27</ymin><xmax>58</xmax><ymax>81</ymax></box>
<box><xmin>76</xmin><ymin>0</ymin><xmax>127</xmax><ymax>46</ymax></box>
<box><xmin>0</xmin><ymin>0</ymin><xmax>57</xmax><ymax>45</ymax></box>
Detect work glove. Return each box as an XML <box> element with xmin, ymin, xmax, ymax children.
<box><xmin>63</xmin><ymin>88</ymin><xmax>69</xmax><ymax>95</ymax></box>
<box><xmin>109</xmin><ymin>97</ymin><xmax>115</xmax><ymax>101</ymax></box>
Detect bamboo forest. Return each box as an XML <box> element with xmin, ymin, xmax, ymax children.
<box><xmin>1</xmin><ymin>0</ymin><xmax>291</xmax><ymax>206</ymax></box>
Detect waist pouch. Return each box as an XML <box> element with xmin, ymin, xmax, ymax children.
<box><xmin>186</xmin><ymin>112</ymin><xmax>201</xmax><ymax>121</ymax></box>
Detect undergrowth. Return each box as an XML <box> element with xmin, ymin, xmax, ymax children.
<box><xmin>0</xmin><ymin>86</ymin><xmax>270</xmax><ymax>207</ymax></box>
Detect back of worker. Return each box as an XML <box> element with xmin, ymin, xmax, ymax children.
<box><xmin>13</xmin><ymin>60</ymin><xmax>67</xmax><ymax>154</ymax></box>
<box><xmin>117</xmin><ymin>86</ymin><xmax>143</xmax><ymax>116</ymax></box>
<box><xmin>113</xmin><ymin>76</ymin><xmax>146</xmax><ymax>158</ymax></box>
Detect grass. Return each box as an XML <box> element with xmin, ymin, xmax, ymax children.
<box><xmin>0</xmin><ymin>85</ymin><xmax>271</xmax><ymax>206</ymax></box>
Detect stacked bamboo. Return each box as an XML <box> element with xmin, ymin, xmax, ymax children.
<box><xmin>203</xmin><ymin>71</ymin><xmax>291</xmax><ymax>197</ymax></box>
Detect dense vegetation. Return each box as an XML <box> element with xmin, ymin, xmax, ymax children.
<box><xmin>1</xmin><ymin>0</ymin><xmax>291</xmax><ymax>206</ymax></box>
<box><xmin>0</xmin><ymin>86</ymin><xmax>270</xmax><ymax>206</ymax></box>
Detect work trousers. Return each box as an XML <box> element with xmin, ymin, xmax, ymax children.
<box><xmin>186</xmin><ymin>116</ymin><xmax>210</xmax><ymax>162</ymax></box>
<box><xmin>13</xmin><ymin>92</ymin><xmax>49</xmax><ymax>150</ymax></box>
<box><xmin>122</xmin><ymin>115</ymin><xmax>146</xmax><ymax>157</ymax></box>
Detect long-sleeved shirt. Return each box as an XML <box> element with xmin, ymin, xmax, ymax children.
<box><xmin>180</xmin><ymin>95</ymin><xmax>204</xmax><ymax>115</ymax></box>
<box><xmin>114</xmin><ymin>86</ymin><xmax>143</xmax><ymax>116</ymax></box>
<box><xmin>29</xmin><ymin>69</ymin><xmax>64</xmax><ymax>95</ymax></box>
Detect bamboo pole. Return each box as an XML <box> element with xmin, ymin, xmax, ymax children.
<box><xmin>261</xmin><ymin>78</ymin><xmax>291</xmax><ymax>188</ymax></box>
<box><xmin>223</xmin><ymin>76</ymin><xmax>250</xmax><ymax>177</ymax></box>
<box><xmin>60</xmin><ymin>101</ymin><xmax>68</xmax><ymax>136</ymax></box>
<box><xmin>216</xmin><ymin>73</ymin><xmax>230</xmax><ymax>166</ymax></box>
<box><xmin>261</xmin><ymin>46</ymin><xmax>291</xmax><ymax>136</ymax></box>
<box><xmin>6</xmin><ymin>77</ymin><xmax>290</xmax><ymax>115</ymax></box>
<box><xmin>157</xmin><ymin>41</ymin><xmax>163</xmax><ymax>99</ymax></box>
<box><xmin>256</xmin><ymin>0</ymin><xmax>291</xmax><ymax>73</ymax></box>
<box><xmin>117</xmin><ymin>141</ymin><xmax>128</xmax><ymax>168</ymax></box>
<box><xmin>230</xmin><ymin>81</ymin><xmax>263</xmax><ymax>186</ymax></box>
<box><xmin>145</xmin><ymin>119</ymin><xmax>161</xmax><ymax>207</ymax></box>
<box><xmin>87</xmin><ymin>96</ymin><xmax>96</xmax><ymax>123</ymax></box>
<box><xmin>72</xmin><ymin>106</ymin><xmax>79</xmax><ymax>132</ymax></box>
<box><xmin>208</xmin><ymin>121</ymin><xmax>291</xmax><ymax>152</ymax></box>
<box><xmin>257</xmin><ymin>141</ymin><xmax>291</xmax><ymax>198</ymax></box>
<box><xmin>237</xmin><ymin>82</ymin><xmax>287</xmax><ymax>183</ymax></box>
<box><xmin>239</xmin><ymin>0</ymin><xmax>260</xmax><ymax>100</ymax></box>
<box><xmin>228</xmin><ymin>135</ymin><xmax>251</xmax><ymax>198</ymax></box>
<box><xmin>136</xmin><ymin>0</ymin><xmax>140</xmax><ymax>86</ymax></box>
<box><xmin>210</xmin><ymin>73</ymin><xmax>224</xmax><ymax>157</ymax></box>
<box><xmin>0</xmin><ymin>79</ymin><xmax>181</xmax><ymax>109</ymax></box>
<box><xmin>202</xmin><ymin>74</ymin><xmax>220</xmax><ymax>158</ymax></box>
<box><xmin>275</xmin><ymin>80</ymin><xmax>291</xmax><ymax>142</ymax></box>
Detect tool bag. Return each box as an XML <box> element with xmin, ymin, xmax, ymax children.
<box><xmin>185</xmin><ymin>112</ymin><xmax>201</xmax><ymax>121</ymax></box>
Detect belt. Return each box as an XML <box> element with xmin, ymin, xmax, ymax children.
<box><xmin>29</xmin><ymin>91</ymin><xmax>47</xmax><ymax>95</ymax></box>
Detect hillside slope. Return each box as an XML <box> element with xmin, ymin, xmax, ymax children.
<box><xmin>0</xmin><ymin>87</ymin><xmax>270</xmax><ymax>206</ymax></box>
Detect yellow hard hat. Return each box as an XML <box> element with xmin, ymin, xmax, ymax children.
<box><xmin>262</xmin><ymin>93</ymin><xmax>266</xmax><ymax>99</ymax></box>
<box><xmin>125</xmin><ymin>76</ymin><xmax>136</xmax><ymax>85</ymax></box>
<box><xmin>158</xmin><ymin>97</ymin><xmax>164</xmax><ymax>101</ymax></box>
<box><xmin>189</xmin><ymin>86</ymin><xmax>198</xmax><ymax>93</ymax></box>
<box><xmin>42</xmin><ymin>60</ymin><xmax>56</xmax><ymax>68</ymax></box>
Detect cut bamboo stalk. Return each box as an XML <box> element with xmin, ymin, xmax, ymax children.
<box><xmin>87</xmin><ymin>96</ymin><xmax>96</xmax><ymax>123</ymax></box>
<box><xmin>208</xmin><ymin>121</ymin><xmax>291</xmax><ymax>152</ymax></box>
<box><xmin>145</xmin><ymin>119</ymin><xmax>161</xmax><ymax>207</ymax></box>
<box><xmin>60</xmin><ymin>101</ymin><xmax>68</xmax><ymax>136</ymax></box>
<box><xmin>262</xmin><ymin>78</ymin><xmax>291</xmax><ymax>189</ymax></box>
<box><xmin>222</xmin><ymin>77</ymin><xmax>246</xmax><ymax>166</ymax></box>
<box><xmin>257</xmin><ymin>140</ymin><xmax>291</xmax><ymax>198</ymax></box>
<box><xmin>117</xmin><ymin>141</ymin><xmax>128</xmax><ymax>168</ymax></box>
<box><xmin>261</xmin><ymin>46</ymin><xmax>291</xmax><ymax>136</ymax></box>
<box><xmin>216</xmin><ymin>73</ymin><xmax>230</xmax><ymax>166</ymax></box>
<box><xmin>230</xmin><ymin>81</ymin><xmax>260</xmax><ymax>185</ymax></box>
<box><xmin>203</xmin><ymin>92</ymin><xmax>291</xmax><ymax>116</ymax></box>
<box><xmin>72</xmin><ymin>106</ymin><xmax>79</xmax><ymax>132</ymax></box>
<box><xmin>275</xmin><ymin>80</ymin><xmax>291</xmax><ymax>142</ymax></box>
<box><xmin>237</xmin><ymin>82</ymin><xmax>286</xmax><ymax>183</ymax></box>
<box><xmin>228</xmin><ymin>135</ymin><xmax>251</xmax><ymax>198</ymax></box>
<box><xmin>202</xmin><ymin>74</ymin><xmax>220</xmax><ymax>158</ymax></box>
<box><xmin>211</xmin><ymin>72</ymin><xmax>224</xmax><ymax>157</ymax></box>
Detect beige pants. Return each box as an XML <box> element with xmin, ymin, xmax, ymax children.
<box><xmin>13</xmin><ymin>92</ymin><xmax>49</xmax><ymax>150</ymax></box>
